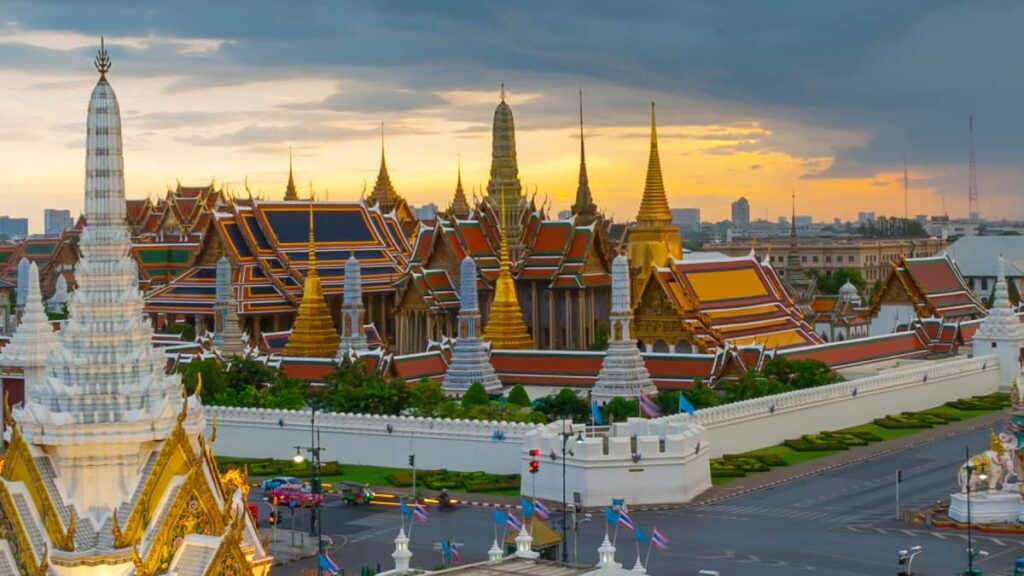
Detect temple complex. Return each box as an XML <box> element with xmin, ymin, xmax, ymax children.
<box><xmin>626</xmin><ymin>103</ymin><xmax>683</xmax><ymax>300</ymax></box>
<box><xmin>0</xmin><ymin>42</ymin><xmax>269</xmax><ymax>574</ymax></box>
<box><xmin>484</xmin><ymin>86</ymin><xmax>529</xmax><ymax>261</ymax></box>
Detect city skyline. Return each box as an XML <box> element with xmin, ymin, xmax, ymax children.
<box><xmin>3</xmin><ymin>1</ymin><xmax>1024</xmax><ymax>233</ymax></box>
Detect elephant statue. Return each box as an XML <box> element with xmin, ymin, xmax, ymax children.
<box><xmin>958</xmin><ymin>432</ymin><xmax>1019</xmax><ymax>494</ymax></box>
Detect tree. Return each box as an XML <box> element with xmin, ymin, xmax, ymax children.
<box><xmin>321</xmin><ymin>362</ymin><xmax>409</xmax><ymax>415</ymax></box>
<box><xmin>986</xmin><ymin>278</ymin><xmax>1021</xmax><ymax>307</ymax></box>
<box><xmin>588</xmin><ymin>322</ymin><xmax>610</xmax><ymax>351</ymax></box>
<box><xmin>601</xmin><ymin>397</ymin><xmax>639</xmax><ymax>423</ymax></box>
<box><xmin>682</xmin><ymin>384</ymin><xmax>721</xmax><ymax>410</ymax></box>
<box><xmin>533</xmin><ymin>388</ymin><xmax>589</xmax><ymax>422</ymax></box>
<box><xmin>179</xmin><ymin>357</ymin><xmax>228</xmax><ymax>404</ymax></box>
<box><xmin>656</xmin><ymin>390</ymin><xmax>680</xmax><ymax>415</ymax></box>
<box><xmin>762</xmin><ymin>356</ymin><xmax>841</xmax><ymax>389</ymax></box>
<box><xmin>807</xmin><ymin>268</ymin><xmax>866</xmax><ymax>295</ymax></box>
<box><xmin>410</xmin><ymin>379</ymin><xmax>446</xmax><ymax>416</ymax></box>
<box><xmin>461</xmin><ymin>382</ymin><xmax>490</xmax><ymax>409</ymax></box>
<box><xmin>507</xmin><ymin>384</ymin><xmax>532</xmax><ymax>408</ymax></box>
<box><xmin>165</xmin><ymin>323</ymin><xmax>196</xmax><ymax>342</ymax></box>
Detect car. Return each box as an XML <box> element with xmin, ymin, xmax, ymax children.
<box><xmin>262</xmin><ymin>476</ymin><xmax>302</xmax><ymax>491</ymax></box>
<box><xmin>271</xmin><ymin>484</ymin><xmax>323</xmax><ymax>507</ymax></box>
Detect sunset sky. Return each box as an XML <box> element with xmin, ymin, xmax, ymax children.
<box><xmin>2</xmin><ymin>1</ymin><xmax>1023</xmax><ymax>233</ymax></box>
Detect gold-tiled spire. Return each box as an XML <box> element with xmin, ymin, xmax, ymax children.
<box><xmin>636</xmin><ymin>102</ymin><xmax>672</xmax><ymax>226</ymax></box>
<box><xmin>369</xmin><ymin>123</ymin><xmax>400</xmax><ymax>212</ymax></box>
<box><xmin>571</xmin><ymin>88</ymin><xmax>598</xmax><ymax>225</ymax></box>
<box><xmin>483</xmin><ymin>194</ymin><xmax>534</xmax><ymax>349</ymax></box>
<box><xmin>284</xmin><ymin>146</ymin><xmax>298</xmax><ymax>201</ymax></box>
<box><xmin>450</xmin><ymin>154</ymin><xmax>470</xmax><ymax>219</ymax></box>
<box><xmin>284</xmin><ymin>197</ymin><xmax>340</xmax><ymax>357</ymax></box>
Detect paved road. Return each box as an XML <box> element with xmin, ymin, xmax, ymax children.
<box><xmin>264</xmin><ymin>425</ymin><xmax>1024</xmax><ymax>575</ymax></box>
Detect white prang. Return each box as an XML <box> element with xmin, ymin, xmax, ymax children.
<box><xmin>215</xmin><ymin>255</ymin><xmax>244</xmax><ymax>357</ymax></box>
<box><xmin>592</xmin><ymin>253</ymin><xmax>656</xmax><ymax>404</ymax></box>
<box><xmin>973</xmin><ymin>255</ymin><xmax>1023</xmax><ymax>389</ymax></box>
<box><xmin>338</xmin><ymin>252</ymin><xmax>370</xmax><ymax>357</ymax></box>
<box><xmin>0</xmin><ymin>262</ymin><xmax>59</xmax><ymax>395</ymax></box>
<box><xmin>12</xmin><ymin>69</ymin><xmax>202</xmax><ymax>527</ymax></box>
<box><xmin>442</xmin><ymin>255</ymin><xmax>502</xmax><ymax>395</ymax></box>
<box><xmin>47</xmin><ymin>273</ymin><xmax>70</xmax><ymax>313</ymax></box>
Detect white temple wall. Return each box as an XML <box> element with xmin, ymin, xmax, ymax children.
<box><xmin>668</xmin><ymin>354</ymin><xmax>1000</xmax><ymax>458</ymax></box>
<box><xmin>868</xmin><ymin>303</ymin><xmax>916</xmax><ymax>336</ymax></box>
<box><xmin>208</xmin><ymin>407</ymin><xmax>539</xmax><ymax>474</ymax></box>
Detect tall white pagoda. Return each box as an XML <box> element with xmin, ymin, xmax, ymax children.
<box><xmin>337</xmin><ymin>253</ymin><xmax>370</xmax><ymax>357</ymax></box>
<box><xmin>0</xmin><ymin>40</ymin><xmax>270</xmax><ymax>575</ymax></box>
<box><xmin>442</xmin><ymin>256</ymin><xmax>502</xmax><ymax>395</ymax></box>
<box><xmin>592</xmin><ymin>253</ymin><xmax>656</xmax><ymax>404</ymax></box>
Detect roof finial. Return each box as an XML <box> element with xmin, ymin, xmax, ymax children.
<box><xmin>579</xmin><ymin>87</ymin><xmax>586</xmax><ymax>158</ymax></box>
<box><xmin>380</xmin><ymin>122</ymin><xmax>385</xmax><ymax>160</ymax></box>
<box><xmin>308</xmin><ymin>193</ymin><xmax>316</xmax><ymax>269</ymax></box>
<box><xmin>95</xmin><ymin>37</ymin><xmax>111</xmax><ymax>80</ymax></box>
<box><xmin>500</xmin><ymin>82</ymin><xmax>506</xmax><ymax>103</ymax></box>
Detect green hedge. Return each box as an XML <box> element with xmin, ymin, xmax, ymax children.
<box><xmin>946</xmin><ymin>394</ymin><xmax>1011</xmax><ymax>411</ymax></box>
<box><xmin>385</xmin><ymin>469</ymin><xmax>520</xmax><ymax>493</ymax></box>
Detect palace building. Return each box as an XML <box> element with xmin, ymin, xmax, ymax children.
<box><xmin>0</xmin><ymin>42</ymin><xmax>269</xmax><ymax>575</ymax></box>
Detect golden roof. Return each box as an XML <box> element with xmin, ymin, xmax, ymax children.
<box><xmin>284</xmin><ymin>199</ymin><xmax>340</xmax><ymax>357</ymax></box>
<box><xmin>503</xmin><ymin>518</ymin><xmax>563</xmax><ymax>548</ymax></box>
<box><xmin>635</xmin><ymin>102</ymin><xmax>673</xmax><ymax>226</ymax></box>
<box><xmin>284</xmin><ymin>146</ymin><xmax>298</xmax><ymax>201</ymax></box>
<box><xmin>484</xmin><ymin>195</ymin><xmax>534</xmax><ymax>350</ymax></box>
<box><xmin>370</xmin><ymin>126</ymin><xmax>401</xmax><ymax>212</ymax></box>
<box><xmin>450</xmin><ymin>155</ymin><xmax>471</xmax><ymax>219</ymax></box>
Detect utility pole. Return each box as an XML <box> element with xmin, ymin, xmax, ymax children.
<box><xmin>896</xmin><ymin>469</ymin><xmax>902</xmax><ymax>520</ymax></box>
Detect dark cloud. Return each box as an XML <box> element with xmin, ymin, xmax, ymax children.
<box><xmin>5</xmin><ymin>0</ymin><xmax>1024</xmax><ymax>200</ymax></box>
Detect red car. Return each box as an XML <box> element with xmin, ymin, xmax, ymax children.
<box><xmin>271</xmin><ymin>485</ymin><xmax>323</xmax><ymax>507</ymax></box>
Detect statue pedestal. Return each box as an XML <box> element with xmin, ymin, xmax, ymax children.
<box><xmin>949</xmin><ymin>491</ymin><xmax>1022</xmax><ymax>524</ymax></box>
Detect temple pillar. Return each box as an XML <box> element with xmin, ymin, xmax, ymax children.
<box><xmin>548</xmin><ymin>290</ymin><xmax>555</xmax><ymax>350</ymax></box>
<box><xmin>531</xmin><ymin>282</ymin><xmax>539</xmax><ymax>344</ymax></box>
<box><xmin>564</xmin><ymin>291</ymin><xmax>571</xmax><ymax>349</ymax></box>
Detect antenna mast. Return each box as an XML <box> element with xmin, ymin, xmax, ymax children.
<box><xmin>968</xmin><ymin>114</ymin><xmax>979</xmax><ymax>222</ymax></box>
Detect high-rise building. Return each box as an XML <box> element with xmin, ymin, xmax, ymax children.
<box><xmin>857</xmin><ymin>211</ymin><xmax>876</xmax><ymax>225</ymax></box>
<box><xmin>731</xmin><ymin>197</ymin><xmax>750</xmax><ymax>227</ymax></box>
<box><xmin>672</xmin><ymin>208</ymin><xmax>701</xmax><ymax>231</ymax></box>
<box><xmin>795</xmin><ymin>215</ymin><xmax>813</xmax><ymax>228</ymax></box>
<box><xmin>44</xmin><ymin>208</ymin><xmax>74</xmax><ymax>235</ymax></box>
<box><xmin>0</xmin><ymin>215</ymin><xmax>29</xmax><ymax>238</ymax></box>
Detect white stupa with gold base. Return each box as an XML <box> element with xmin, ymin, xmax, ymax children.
<box><xmin>0</xmin><ymin>40</ymin><xmax>271</xmax><ymax>575</ymax></box>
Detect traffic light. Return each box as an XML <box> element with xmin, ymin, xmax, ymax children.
<box><xmin>272</xmin><ymin>495</ymin><xmax>280</xmax><ymax>507</ymax></box>
<box><xmin>529</xmin><ymin>449</ymin><xmax>540</xmax><ymax>474</ymax></box>
<box><xmin>268</xmin><ymin>511</ymin><xmax>278</xmax><ymax>526</ymax></box>
<box><xmin>408</xmin><ymin>454</ymin><xmax>416</xmax><ymax>467</ymax></box>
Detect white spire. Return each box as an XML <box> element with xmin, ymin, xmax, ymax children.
<box><xmin>597</xmin><ymin>533</ymin><xmax>620</xmax><ymax>568</ymax></box>
<box><xmin>392</xmin><ymin>526</ymin><xmax>412</xmax><ymax>571</ymax></box>
<box><xmin>443</xmin><ymin>255</ymin><xmax>501</xmax><ymax>395</ymax></box>
<box><xmin>977</xmin><ymin>255</ymin><xmax>1020</xmax><ymax>341</ymax></box>
<box><xmin>514</xmin><ymin>525</ymin><xmax>539</xmax><ymax>559</ymax></box>
<box><xmin>338</xmin><ymin>252</ymin><xmax>369</xmax><ymax>356</ymax></box>
<box><xmin>47</xmin><ymin>273</ymin><xmax>69</xmax><ymax>313</ymax></box>
<box><xmin>0</xmin><ymin>263</ymin><xmax>58</xmax><ymax>393</ymax></box>
<box><xmin>15</xmin><ymin>257</ymin><xmax>29</xmax><ymax>311</ymax></box>
<box><xmin>630</xmin><ymin>557</ymin><xmax>647</xmax><ymax>573</ymax></box>
<box><xmin>488</xmin><ymin>538</ymin><xmax>504</xmax><ymax>563</ymax></box>
<box><xmin>593</xmin><ymin>252</ymin><xmax>656</xmax><ymax>404</ymax></box>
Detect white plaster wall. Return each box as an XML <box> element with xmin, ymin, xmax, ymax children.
<box><xmin>667</xmin><ymin>354</ymin><xmax>1000</xmax><ymax>458</ymax></box>
<box><xmin>869</xmin><ymin>303</ymin><xmax>916</xmax><ymax>336</ymax></box>
<box><xmin>208</xmin><ymin>407</ymin><xmax>540</xmax><ymax>474</ymax></box>
<box><xmin>520</xmin><ymin>420</ymin><xmax>711</xmax><ymax>508</ymax></box>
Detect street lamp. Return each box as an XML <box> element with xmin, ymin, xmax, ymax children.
<box><xmin>560</xmin><ymin>420</ymin><xmax>584</xmax><ymax>564</ymax></box>
<box><xmin>293</xmin><ymin>402</ymin><xmax>325</xmax><ymax>575</ymax></box>
<box><xmin>897</xmin><ymin>545</ymin><xmax>922</xmax><ymax>576</ymax></box>
<box><xmin>963</xmin><ymin>446</ymin><xmax>988</xmax><ymax>576</ymax></box>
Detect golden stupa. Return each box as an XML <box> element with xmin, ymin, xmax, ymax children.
<box><xmin>284</xmin><ymin>197</ymin><xmax>340</xmax><ymax>357</ymax></box>
<box><xmin>627</xmin><ymin>102</ymin><xmax>682</xmax><ymax>297</ymax></box>
<box><xmin>483</xmin><ymin>195</ymin><xmax>534</xmax><ymax>349</ymax></box>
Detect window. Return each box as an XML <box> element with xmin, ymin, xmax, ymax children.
<box><xmin>801</xmin><ymin>256</ymin><xmax>807</xmax><ymax>263</ymax></box>
<box><xmin>981</xmin><ymin>278</ymin><xmax>989</xmax><ymax>292</ymax></box>
<box><xmin>825</xmin><ymin>256</ymin><xmax>832</xmax><ymax>263</ymax></box>
<box><xmin>812</xmin><ymin>256</ymin><xmax>819</xmax><ymax>263</ymax></box>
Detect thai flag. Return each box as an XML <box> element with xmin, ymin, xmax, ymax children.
<box><xmin>449</xmin><ymin>540</ymin><xmax>461</xmax><ymax>564</ymax></box>
<box><xmin>640</xmin><ymin>394</ymin><xmax>660</xmax><ymax>418</ymax></box>
<box><xmin>651</xmin><ymin>527</ymin><xmax>669</xmax><ymax>551</ymax></box>
<box><xmin>319</xmin><ymin>552</ymin><xmax>341</xmax><ymax>574</ymax></box>
<box><xmin>413</xmin><ymin>502</ymin><xmax>429</xmax><ymax>523</ymax></box>
<box><xmin>618</xmin><ymin>510</ymin><xmax>635</xmax><ymax>532</ymax></box>
<box><xmin>507</xmin><ymin>511</ymin><xmax>523</xmax><ymax>531</ymax></box>
<box><xmin>534</xmin><ymin>499</ymin><xmax>552</xmax><ymax>520</ymax></box>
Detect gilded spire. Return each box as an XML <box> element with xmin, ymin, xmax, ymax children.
<box><xmin>284</xmin><ymin>146</ymin><xmax>298</xmax><ymax>201</ymax></box>
<box><xmin>486</xmin><ymin>84</ymin><xmax>525</xmax><ymax>259</ymax></box>
<box><xmin>635</xmin><ymin>102</ymin><xmax>672</xmax><ymax>226</ymax></box>
<box><xmin>450</xmin><ymin>154</ymin><xmax>470</xmax><ymax>219</ymax></box>
<box><xmin>483</xmin><ymin>193</ymin><xmax>534</xmax><ymax>349</ymax></box>
<box><xmin>94</xmin><ymin>37</ymin><xmax>111</xmax><ymax>81</ymax></box>
<box><xmin>369</xmin><ymin>123</ymin><xmax>401</xmax><ymax>212</ymax></box>
<box><xmin>284</xmin><ymin>196</ymin><xmax>340</xmax><ymax>357</ymax></box>
<box><xmin>571</xmin><ymin>88</ymin><xmax>598</xmax><ymax>225</ymax></box>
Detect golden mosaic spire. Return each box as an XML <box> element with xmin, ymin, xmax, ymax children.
<box><xmin>483</xmin><ymin>193</ymin><xmax>534</xmax><ymax>349</ymax></box>
<box><xmin>369</xmin><ymin>123</ymin><xmax>401</xmax><ymax>212</ymax></box>
<box><xmin>284</xmin><ymin>146</ymin><xmax>298</xmax><ymax>201</ymax></box>
<box><xmin>636</xmin><ymin>102</ymin><xmax>672</xmax><ymax>226</ymax></box>
<box><xmin>284</xmin><ymin>197</ymin><xmax>340</xmax><ymax>357</ymax></box>
<box><xmin>450</xmin><ymin>154</ymin><xmax>471</xmax><ymax>219</ymax></box>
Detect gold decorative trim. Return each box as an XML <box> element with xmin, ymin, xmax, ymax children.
<box><xmin>1</xmin><ymin>426</ymin><xmax>75</xmax><ymax>550</ymax></box>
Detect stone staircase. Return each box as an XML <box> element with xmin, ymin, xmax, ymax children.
<box><xmin>11</xmin><ymin>493</ymin><xmax>46</xmax><ymax>560</ymax></box>
<box><xmin>95</xmin><ymin>449</ymin><xmax>160</xmax><ymax>551</ymax></box>
<box><xmin>34</xmin><ymin>455</ymin><xmax>99</xmax><ymax>551</ymax></box>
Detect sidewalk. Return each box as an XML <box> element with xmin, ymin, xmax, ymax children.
<box><xmin>688</xmin><ymin>409</ymin><xmax>1009</xmax><ymax>507</ymax></box>
<box><xmin>265</xmin><ymin>528</ymin><xmax>323</xmax><ymax>566</ymax></box>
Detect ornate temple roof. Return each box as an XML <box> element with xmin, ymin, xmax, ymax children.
<box><xmin>642</xmin><ymin>253</ymin><xmax>823</xmax><ymax>350</ymax></box>
<box><xmin>449</xmin><ymin>157</ymin><xmax>471</xmax><ymax>220</ymax></box>
<box><xmin>368</xmin><ymin>133</ymin><xmax>402</xmax><ymax>213</ymax></box>
<box><xmin>571</xmin><ymin>90</ymin><xmax>599</xmax><ymax>225</ymax></box>
<box><xmin>867</xmin><ymin>253</ymin><xmax>985</xmax><ymax>321</ymax></box>
<box><xmin>284</xmin><ymin>147</ymin><xmax>299</xmax><ymax>201</ymax></box>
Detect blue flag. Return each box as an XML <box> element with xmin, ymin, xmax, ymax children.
<box><xmin>521</xmin><ymin>496</ymin><xmax>534</xmax><ymax>518</ymax></box>
<box><xmin>400</xmin><ymin>499</ymin><xmax>412</xmax><ymax>516</ymax></box>
<box><xmin>441</xmin><ymin>539</ymin><xmax>451</xmax><ymax>561</ymax></box>
<box><xmin>636</xmin><ymin>526</ymin><xmax>650</xmax><ymax>543</ymax></box>
<box><xmin>493</xmin><ymin>509</ymin><xmax>509</xmax><ymax>525</ymax></box>
<box><xmin>591</xmin><ymin>400</ymin><xmax>604</xmax><ymax>425</ymax></box>
<box><xmin>604</xmin><ymin>506</ymin><xmax>619</xmax><ymax>525</ymax></box>
<box><xmin>678</xmin><ymin>393</ymin><xmax>696</xmax><ymax>416</ymax></box>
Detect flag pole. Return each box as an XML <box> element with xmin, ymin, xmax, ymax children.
<box><xmin>644</xmin><ymin>535</ymin><xmax>653</xmax><ymax>568</ymax></box>
<box><xmin>635</xmin><ymin>530</ymin><xmax>641</xmax><ymax>569</ymax></box>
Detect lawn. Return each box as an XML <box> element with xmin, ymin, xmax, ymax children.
<box><xmin>709</xmin><ymin>393</ymin><xmax>1010</xmax><ymax>486</ymax></box>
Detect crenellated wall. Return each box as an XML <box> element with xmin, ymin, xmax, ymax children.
<box><xmin>208</xmin><ymin>406</ymin><xmax>541</xmax><ymax>474</ymax></box>
<box><xmin>665</xmin><ymin>354</ymin><xmax>1001</xmax><ymax>457</ymax></box>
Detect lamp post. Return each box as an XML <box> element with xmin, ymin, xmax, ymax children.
<box><xmin>897</xmin><ymin>545</ymin><xmax>922</xmax><ymax>576</ymax></box>
<box><xmin>293</xmin><ymin>402</ymin><xmax>325</xmax><ymax>576</ymax></box>
<box><xmin>963</xmin><ymin>447</ymin><xmax>988</xmax><ymax>576</ymax></box>
<box><xmin>560</xmin><ymin>420</ymin><xmax>583</xmax><ymax>564</ymax></box>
